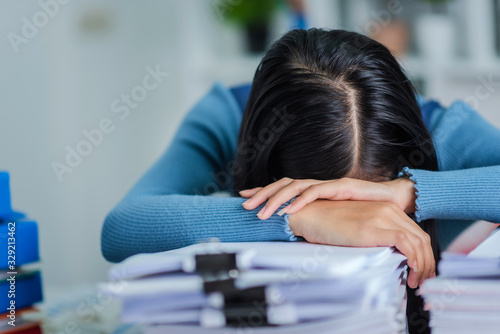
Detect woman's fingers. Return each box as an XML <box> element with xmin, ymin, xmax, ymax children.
<box><xmin>241</xmin><ymin>178</ymin><xmax>294</xmax><ymax>210</ymax></box>
<box><xmin>385</xmin><ymin>228</ymin><xmax>423</xmax><ymax>289</ymax></box>
<box><xmin>271</xmin><ymin>179</ymin><xmax>349</xmax><ymax>217</ymax></box>
<box><xmin>284</xmin><ymin>181</ymin><xmax>342</xmax><ymax>214</ymax></box>
<box><xmin>257</xmin><ymin>179</ymin><xmax>325</xmax><ymax>220</ymax></box>
<box><xmin>368</xmin><ymin>208</ymin><xmax>429</xmax><ymax>288</ymax></box>
<box><xmin>388</xmin><ymin>206</ymin><xmax>435</xmax><ymax>285</ymax></box>
<box><xmin>363</xmin><ymin>227</ymin><xmax>418</xmax><ymax>285</ymax></box>
<box><xmin>419</xmin><ymin>232</ymin><xmax>435</xmax><ymax>285</ymax></box>
<box><xmin>287</xmin><ymin>179</ymin><xmax>393</xmax><ymax>215</ymax></box>
<box><xmin>239</xmin><ymin>187</ymin><xmax>262</xmax><ymax>198</ymax></box>
<box><xmin>242</xmin><ymin>177</ymin><xmax>398</xmax><ymax>218</ymax></box>
<box><xmin>405</xmin><ymin>231</ymin><xmax>425</xmax><ymax>289</ymax></box>
<box><xmin>378</xmin><ymin>215</ymin><xmax>424</xmax><ymax>288</ymax></box>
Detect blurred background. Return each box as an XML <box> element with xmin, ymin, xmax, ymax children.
<box><xmin>1</xmin><ymin>0</ymin><xmax>500</xmax><ymax>328</ymax></box>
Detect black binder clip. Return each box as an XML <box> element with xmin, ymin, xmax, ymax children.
<box><xmin>195</xmin><ymin>253</ymin><xmax>238</xmax><ymax>273</ymax></box>
<box><xmin>195</xmin><ymin>252</ymin><xmax>270</xmax><ymax>327</ymax></box>
<box><xmin>195</xmin><ymin>252</ymin><xmax>239</xmax><ymax>294</ymax></box>
<box><xmin>224</xmin><ymin>301</ymin><xmax>269</xmax><ymax>327</ymax></box>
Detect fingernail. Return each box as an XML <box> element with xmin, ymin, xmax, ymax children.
<box><xmin>239</xmin><ymin>190</ymin><xmax>250</xmax><ymax>195</ymax></box>
<box><xmin>277</xmin><ymin>205</ymin><xmax>290</xmax><ymax>216</ymax></box>
<box><xmin>242</xmin><ymin>200</ymin><xmax>249</xmax><ymax>207</ymax></box>
<box><xmin>412</xmin><ymin>260</ymin><xmax>418</xmax><ymax>272</ymax></box>
<box><xmin>257</xmin><ymin>206</ymin><xmax>266</xmax><ymax>217</ymax></box>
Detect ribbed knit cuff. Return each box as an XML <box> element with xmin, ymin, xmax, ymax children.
<box><xmin>398</xmin><ymin>167</ymin><xmax>426</xmax><ymax>222</ymax></box>
<box><xmin>272</xmin><ymin>198</ymin><xmax>300</xmax><ymax>241</ymax></box>
<box><xmin>245</xmin><ymin>202</ymin><xmax>300</xmax><ymax>242</ymax></box>
<box><xmin>283</xmin><ymin>214</ymin><xmax>300</xmax><ymax>241</ymax></box>
<box><xmin>399</xmin><ymin>166</ymin><xmax>500</xmax><ymax>223</ymax></box>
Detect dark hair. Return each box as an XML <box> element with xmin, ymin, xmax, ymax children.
<box><xmin>234</xmin><ymin>29</ymin><xmax>439</xmax><ymax>333</ymax></box>
<box><xmin>235</xmin><ymin>29</ymin><xmax>437</xmax><ymax>188</ymax></box>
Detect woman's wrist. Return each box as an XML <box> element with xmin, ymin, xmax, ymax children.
<box><xmin>286</xmin><ymin>200</ymin><xmax>322</xmax><ymax>238</ymax></box>
<box><xmin>286</xmin><ymin>210</ymin><xmax>303</xmax><ymax>237</ymax></box>
<box><xmin>396</xmin><ymin>176</ymin><xmax>417</xmax><ymax>214</ymax></box>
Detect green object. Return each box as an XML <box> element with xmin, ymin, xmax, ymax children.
<box><xmin>225</xmin><ymin>0</ymin><xmax>278</xmax><ymax>25</ymax></box>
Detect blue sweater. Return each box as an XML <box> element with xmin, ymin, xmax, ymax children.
<box><xmin>101</xmin><ymin>83</ymin><xmax>500</xmax><ymax>262</ymax></box>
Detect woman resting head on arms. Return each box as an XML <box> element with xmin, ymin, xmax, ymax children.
<box><xmin>103</xmin><ymin>27</ymin><xmax>500</xmax><ymax>334</ymax></box>
<box><xmin>235</xmin><ymin>29</ymin><xmax>438</xmax><ymax>289</ymax></box>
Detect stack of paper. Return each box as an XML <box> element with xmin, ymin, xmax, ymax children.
<box><xmin>419</xmin><ymin>228</ymin><xmax>500</xmax><ymax>334</ymax></box>
<box><xmin>101</xmin><ymin>241</ymin><xmax>409</xmax><ymax>333</ymax></box>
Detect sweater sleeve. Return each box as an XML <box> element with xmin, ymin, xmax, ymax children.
<box><xmin>400</xmin><ymin>100</ymin><xmax>500</xmax><ymax>223</ymax></box>
<box><xmin>101</xmin><ymin>83</ymin><xmax>297</xmax><ymax>263</ymax></box>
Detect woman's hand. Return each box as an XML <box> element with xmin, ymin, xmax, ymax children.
<box><xmin>240</xmin><ymin>177</ymin><xmax>417</xmax><ymax>220</ymax></box>
<box><xmin>287</xmin><ymin>200</ymin><xmax>435</xmax><ymax>288</ymax></box>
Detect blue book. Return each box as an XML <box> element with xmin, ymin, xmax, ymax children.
<box><xmin>0</xmin><ymin>270</ymin><xmax>43</xmax><ymax>310</ymax></box>
<box><xmin>0</xmin><ymin>220</ymin><xmax>39</xmax><ymax>270</ymax></box>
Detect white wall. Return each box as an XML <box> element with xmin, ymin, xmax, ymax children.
<box><xmin>1</xmin><ymin>0</ymin><xmax>196</xmax><ymax>289</ymax></box>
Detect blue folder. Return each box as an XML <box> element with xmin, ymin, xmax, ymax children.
<box><xmin>0</xmin><ymin>270</ymin><xmax>43</xmax><ymax>310</ymax></box>
<box><xmin>0</xmin><ymin>220</ymin><xmax>39</xmax><ymax>270</ymax></box>
<box><xmin>0</xmin><ymin>171</ymin><xmax>25</xmax><ymax>221</ymax></box>
<box><xmin>0</xmin><ymin>172</ymin><xmax>11</xmax><ymax>218</ymax></box>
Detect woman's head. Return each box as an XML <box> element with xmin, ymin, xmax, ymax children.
<box><xmin>234</xmin><ymin>29</ymin><xmax>437</xmax><ymax>191</ymax></box>
<box><xmin>234</xmin><ymin>30</ymin><xmax>440</xmax><ymax>329</ymax></box>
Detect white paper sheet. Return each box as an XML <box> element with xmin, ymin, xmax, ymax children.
<box><xmin>109</xmin><ymin>242</ymin><xmax>402</xmax><ymax>281</ymax></box>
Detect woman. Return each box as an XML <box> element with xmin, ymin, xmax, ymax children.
<box><xmin>101</xmin><ymin>28</ymin><xmax>500</xmax><ymax>291</ymax></box>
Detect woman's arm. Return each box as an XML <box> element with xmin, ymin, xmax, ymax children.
<box><xmin>401</xmin><ymin>100</ymin><xmax>500</xmax><ymax>223</ymax></box>
<box><xmin>240</xmin><ymin>178</ymin><xmax>436</xmax><ymax>288</ymax></box>
<box><xmin>428</xmin><ymin>100</ymin><xmax>500</xmax><ymax>171</ymax></box>
<box><xmin>101</xmin><ymin>83</ymin><xmax>296</xmax><ymax>263</ymax></box>
<box><xmin>400</xmin><ymin>166</ymin><xmax>500</xmax><ymax>223</ymax></box>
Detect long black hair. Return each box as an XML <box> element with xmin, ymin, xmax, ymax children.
<box><xmin>234</xmin><ymin>29</ymin><xmax>439</xmax><ymax>334</ymax></box>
